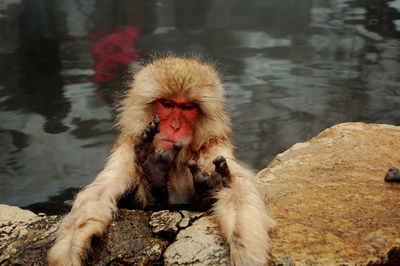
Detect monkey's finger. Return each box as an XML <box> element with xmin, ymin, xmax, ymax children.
<box><xmin>135</xmin><ymin>150</ymin><xmax>146</xmax><ymax>163</ymax></box>
<box><xmin>140</xmin><ymin>115</ymin><xmax>160</xmax><ymax>146</ymax></box>
<box><xmin>188</xmin><ymin>160</ymin><xmax>209</xmax><ymax>186</ymax></box>
<box><xmin>150</xmin><ymin>114</ymin><xmax>160</xmax><ymax>133</ymax></box>
<box><xmin>144</xmin><ymin>120</ymin><xmax>159</xmax><ymax>142</ymax></box>
<box><xmin>187</xmin><ymin>159</ymin><xmax>198</xmax><ymax>170</ymax></box>
<box><xmin>135</xmin><ymin>131</ymin><xmax>147</xmax><ymax>145</ymax></box>
<box><xmin>153</xmin><ymin>114</ymin><xmax>160</xmax><ymax>128</ymax></box>
<box><xmin>212</xmin><ymin>156</ymin><xmax>225</xmax><ymax>165</ymax></box>
<box><xmin>188</xmin><ymin>160</ymin><xmax>200</xmax><ymax>175</ymax></box>
<box><xmin>134</xmin><ymin>138</ymin><xmax>144</xmax><ymax>151</ymax></box>
<box><xmin>221</xmin><ymin>175</ymin><xmax>231</xmax><ymax>187</ymax></box>
<box><xmin>135</xmin><ymin>129</ymin><xmax>157</xmax><ymax>163</ymax></box>
<box><xmin>136</xmin><ymin>138</ymin><xmax>154</xmax><ymax>160</ymax></box>
<box><xmin>210</xmin><ymin>172</ymin><xmax>223</xmax><ymax>190</ymax></box>
<box><xmin>135</xmin><ymin>130</ymin><xmax>149</xmax><ymax>150</ymax></box>
<box><xmin>213</xmin><ymin>156</ymin><xmax>231</xmax><ymax>179</ymax></box>
<box><xmin>160</xmin><ymin>142</ymin><xmax>182</xmax><ymax>164</ymax></box>
<box><xmin>136</xmin><ymin>115</ymin><xmax>161</xmax><ymax>154</ymax></box>
<box><xmin>134</xmin><ymin>139</ymin><xmax>146</xmax><ymax>162</ymax></box>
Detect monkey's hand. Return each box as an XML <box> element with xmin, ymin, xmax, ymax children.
<box><xmin>135</xmin><ymin>115</ymin><xmax>182</xmax><ymax>203</ymax></box>
<box><xmin>188</xmin><ymin>156</ymin><xmax>231</xmax><ymax>211</ymax></box>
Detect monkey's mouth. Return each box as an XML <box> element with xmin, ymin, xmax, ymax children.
<box><xmin>156</xmin><ymin>139</ymin><xmax>176</xmax><ymax>151</ymax></box>
<box><xmin>160</xmin><ymin>138</ymin><xmax>175</xmax><ymax>143</ymax></box>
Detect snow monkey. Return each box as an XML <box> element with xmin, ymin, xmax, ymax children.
<box><xmin>48</xmin><ymin>56</ymin><xmax>275</xmax><ymax>266</ymax></box>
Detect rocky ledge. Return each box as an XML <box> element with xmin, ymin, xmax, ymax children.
<box><xmin>0</xmin><ymin>206</ymin><xmax>228</xmax><ymax>265</ymax></box>
<box><xmin>258</xmin><ymin>122</ymin><xmax>400</xmax><ymax>265</ymax></box>
<box><xmin>1</xmin><ymin>122</ymin><xmax>399</xmax><ymax>265</ymax></box>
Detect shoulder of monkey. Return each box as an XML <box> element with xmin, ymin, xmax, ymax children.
<box><xmin>110</xmin><ymin>134</ymin><xmax>135</xmax><ymax>154</ymax></box>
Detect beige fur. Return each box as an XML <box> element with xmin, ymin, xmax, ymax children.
<box><xmin>48</xmin><ymin>56</ymin><xmax>275</xmax><ymax>266</ymax></box>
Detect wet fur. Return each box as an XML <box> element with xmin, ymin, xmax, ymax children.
<box><xmin>48</xmin><ymin>56</ymin><xmax>275</xmax><ymax>266</ymax></box>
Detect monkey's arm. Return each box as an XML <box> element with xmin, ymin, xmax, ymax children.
<box><xmin>198</xmin><ymin>145</ymin><xmax>276</xmax><ymax>266</ymax></box>
<box><xmin>48</xmin><ymin>138</ymin><xmax>139</xmax><ymax>266</ymax></box>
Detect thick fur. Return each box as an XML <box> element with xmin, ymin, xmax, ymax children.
<box><xmin>48</xmin><ymin>56</ymin><xmax>275</xmax><ymax>266</ymax></box>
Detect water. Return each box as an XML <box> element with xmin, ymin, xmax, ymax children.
<box><xmin>0</xmin><ymin>0</ymin><xmax>399</xmax><ymax>214</ymax></box>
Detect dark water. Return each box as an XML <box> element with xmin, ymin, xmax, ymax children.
<box><xmin>0</xmin><ymin>0</ymin><xmax>399</xmax><ymax>214</ymax></box>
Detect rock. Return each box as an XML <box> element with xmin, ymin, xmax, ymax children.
<box><xmin>385</xmin><ymin>167</ymin><xmax>400</xmax><ymax>183</ymax></box>
<box><xmin>178</xmin><ymin>216</ymin><xmax>191</xmax><ymax>228</ymax></box>
<box><xmin>0</xmin><ymin>206</ymin><xmax>215</xmax><ymax>265</ymax></box>
<box><xmin>0</xmin><ymin>204</ymin><xmax>39</xmax><ymax>223</ymax></box>
<box><xmin>150</xmin><ymin>210</ymin><xmax>183</xmax><ymax>237</ymax></box>
<box><xmin>0</xmin><ymin>205</ymin><xmax>59</xmax><ymax>265</ymax></box>
<box><xmin>258</xmin><ymin>122</ymin><xmax>400</xmax><ymax>265</ymax></box>
<box><xmin>0</xmin><ymin>208</ymin><xmax>171</xmax><ymax>265</ymax></box>
<box><xmin>163</xmin><ymin>216</ymin><xmax>230</xmax><ymax>266</ymax></box>
<box><xmin>180</xmin><ymin>210</ymin><xmax>205</xmax><ymax>220</ymax></box>
<box><xmin>149</xmin><ymin>210</ymin><xmax>206</xmax><ymax>237</ymax></box>
<box><xmin>87</xmin><ymin>209</ymin><xmax>169</xmax><ymax>265</ymax></box>
<box><xmin>179</xmin><ymin>210</ymin><xmax>206</xmax><ymax>228</ymax></box>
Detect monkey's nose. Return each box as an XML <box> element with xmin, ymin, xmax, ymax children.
<box><xmin>170</xmin><ymin>119</ymin><xmax>181</xmax><ymax>130</ymax></box>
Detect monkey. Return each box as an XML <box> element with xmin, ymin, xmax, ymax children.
<box><xmin>47</xmin><ymin>56</ymin><xmax>276</xmax><ymax>266</ymax></box>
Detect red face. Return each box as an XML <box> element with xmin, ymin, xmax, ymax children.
<box><xmin>154</xmin><ymin>98</ymin><xmax>199</xmax><ymax>150</ymax></box>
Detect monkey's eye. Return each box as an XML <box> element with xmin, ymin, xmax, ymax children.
<box><xmin>180</xmin><ymin>104</ymin><xmax>195</xmax><ymax>111</ymax></box>
<box><xmin>161</xmin><ymin>101</ymin><xmax>175</xmax><ymax>109</ymax></box>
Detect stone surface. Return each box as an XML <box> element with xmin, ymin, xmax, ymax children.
<box><xmin>0</xmin><ymin>205</ymin><xmax>217</xmax><ymax>266</ymax></box>
<box><xmin>0</xmin><ymin>208</ymin><xmax>172</xmax><ymax>265</ymax></box>
<box><xmin>163</xmin><ymin>216</ymin><xmax>230</xmax><ymax>266</ymax></box>
<box><xmin>258</xmin><ymin>122</ymin><xmax>400</xmax><ymax>265</ymax></box>
<box><xmin>0</xmin><ymin>204</ymin><xmax>59</xmax><ymax>265</ymax></box>
<box><xmin>150</xmin><ymin>210</ymin><xmax>183</xmax><ymax>237</ymax></box>
<box><xmin>179</xmin><ymin>210</ymin><xmax>205</xmax><ymax>228</ymax></box>
<box><xmin>87</xmin><ymin>209</ymin><xmax>169</xmax><ymax>265</ymax></box>
<box><xmin>0</xmin><ymin>204</ymin><xmax>39</xmax><ymax>223</ymax></box>
<box><xmin>149</xmin><ymin>210</ymin><xmax>206</xmax><ymax>237</ymax></box>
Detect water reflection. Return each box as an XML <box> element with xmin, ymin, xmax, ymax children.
<box><xmin>3</xmin><ymin>0</ymin><xmax>70</xmax><ymax>134</ymax></box>
<box><xmin>0</xmin><ymin>0</ymin><xmax>399</xmax><ymax>213</ymax></box>
<box><xmin>91</xmin><ymin>26</ymin><xmax>139</xmax><ymax>84</ymax></box>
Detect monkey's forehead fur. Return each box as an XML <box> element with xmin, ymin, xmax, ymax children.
<box><xmin>118</xmin><ymin>56</ymin><xmax>232</xmax><ymax>144</ymax></box>
<box><xmin>133</xmin><ymin>56</ymin><xmax>224</xmax><ymax>101</ymax></box>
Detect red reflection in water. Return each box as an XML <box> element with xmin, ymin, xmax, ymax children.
<box><xmin>91</xmin><ymin>26</ymin><xmax>140</xmax><ymax>83</ymax></box>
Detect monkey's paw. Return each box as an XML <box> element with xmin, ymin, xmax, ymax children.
<box><xmin>187</xmin><ymin>156</ymin><xmax>231</xmax><ymax>210</ymax></box>
<box><xmin>134</xmin><ymin>115</ymin><xmax>182</xmax><ymax>202</ymax></box>
<box><xmin>135</xmin><ymin>115</ymin><xmax>160</xmax><ymax>163</ymax></box>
